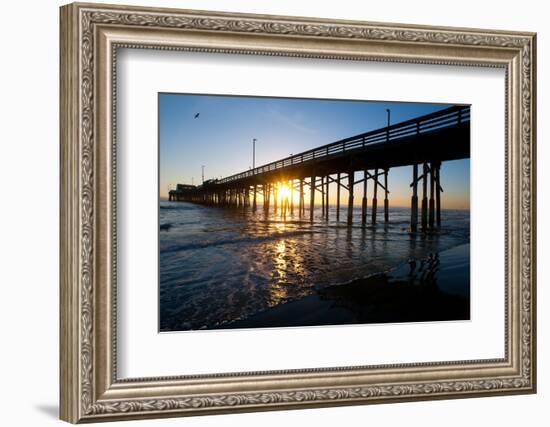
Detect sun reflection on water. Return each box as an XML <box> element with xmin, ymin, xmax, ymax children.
<box><xmin>267</xmin><ymin>238</ymin><xmax>307</xmax><ymax>307</ymax></box>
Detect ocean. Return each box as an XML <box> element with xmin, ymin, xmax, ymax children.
<box><xmin>159</xmin><ymin>201</ymin><xmax>470</xmax><ymax>331</ymax></box>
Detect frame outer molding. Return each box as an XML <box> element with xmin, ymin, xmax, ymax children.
<box><xmin>60</xmin><ymin>4</ymin><xmax>81</xmax><ymax>423</ymax></box>
<box><xmin>60</xmin><ymin>2</ymin><xmax>536</xmax><ymax>423</ymax></box>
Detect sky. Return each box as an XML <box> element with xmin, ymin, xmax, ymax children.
<box><xmin>159</xmin><ymin>93</ymin><xmax>470</xmax><ymax>209</ymax></box>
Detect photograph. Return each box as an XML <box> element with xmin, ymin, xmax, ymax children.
<box><xmin>57</xmin><ymin>2</ymin><xmax>536</xmax><ymax>422</ymax></box>
<box><xmin>159</xmin><ymin>94</ymin><xmax>471</xmax><ymax>332</ymax></box>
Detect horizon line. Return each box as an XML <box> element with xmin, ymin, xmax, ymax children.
<box><xmin>159</xmin><ymin>197</ymin><xmax>470</xmax><ymax>210</ymax></box>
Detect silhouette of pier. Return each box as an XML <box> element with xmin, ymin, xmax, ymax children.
<box><xmin>168</xmin><ymin>105</ymin><xmax>470</xmax><ymax>232</ymax></box>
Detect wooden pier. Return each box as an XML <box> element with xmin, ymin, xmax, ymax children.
<box><xmin>168</xmin><ymin>105</ymin><xmax>470</xmax><ymax>232</ymax></box>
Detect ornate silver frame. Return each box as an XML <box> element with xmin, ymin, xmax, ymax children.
<box><xmin>60</xmin><ymin>2</ymin><xmax>536</xmax><ymax>423</ymax></box>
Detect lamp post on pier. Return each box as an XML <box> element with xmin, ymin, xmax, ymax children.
<box><xmin>252</xmin><ymin>138</ymin><xmax>257</xmax><ymax>170</ymax></box>
<box><xmin>386</xmin><ymin>108</ymin><xmax>391</xmax><ymax>141</ymax></box>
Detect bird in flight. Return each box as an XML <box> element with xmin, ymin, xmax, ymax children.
<box><xmin>194</xmin><ymin>112</ymin><xmax>200</xmax><ymax>119</ymax></box>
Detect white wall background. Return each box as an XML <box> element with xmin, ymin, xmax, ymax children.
<box><xmin>0</xmin><ymin>0</ymin><xmax>545</xmax><ymax>426</ymax></box>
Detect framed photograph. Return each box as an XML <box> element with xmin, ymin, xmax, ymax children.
<box><xmin>60</xmin><ymin>2</ymin><xmax>536</xmax><ymax>423</ymax></box>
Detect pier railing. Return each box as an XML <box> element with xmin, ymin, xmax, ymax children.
<box><xmin>217</xmin><ymin>105</ymin><xmax>470</xmax><ymax>184</ymax></box>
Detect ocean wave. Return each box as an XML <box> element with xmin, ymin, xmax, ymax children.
<box><xmin>160</xmin><ymin>204</ymin><xmax>197</xmax><ymax>211</ymax></box>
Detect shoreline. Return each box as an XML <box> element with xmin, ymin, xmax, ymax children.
<box><xmin>220</xmin><ymin>243</ymin><xmax>470</xmax><ymax>330</ymax></box>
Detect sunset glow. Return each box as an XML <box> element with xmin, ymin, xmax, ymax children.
<box><xmin>277</xmin><ymin>183</ymin><xmax>292</xmax><ymax>205</ymax></box>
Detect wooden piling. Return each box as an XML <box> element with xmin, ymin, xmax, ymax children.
<box><xmin>302</xmin><ymin>181</ymin><xmax>306</xmax><ymax>216</ymax></box>
<box><xmin>336</xmin><ymin>173</ymin><xmax>341</xmax><ymax>221</ymax></box>
<box><xmin>435</xmin><ymin>162</ymin><xmax>441</xmax><ymax>227</ymax></box>
<box><xmin>264</xmin><ymin>184</ymin><xmax>270</xmax><ymax>213</ymax></box>
<box><xmin>411</xmin><ymin>163</ymin><xmax>418</xmax><ymax>233</ymax></box>
<box><xmin>321</xmin><ymin>176</ymin><xmax>325</xmax><ymax>216</ymax></box>
<box><xmin>429</xmin><ymin>162</ymin><xmax>435</xmax><ymax>228</ymax></box>
<box><xmin>299</xmin><ymin>179</ymin><xmax>304</xmax><ymax>218</ymax></box>
<box><xmin>288</xmin><ymin>194</ymin><xmax>291</xmax><ymax>213</ymax></box>
<box><xmin>361</xmin><ymin>170</ymin><xmax>368</xmax><ymax>226</ymax></box>
<box><xmin>421</xmin><ymin>162</ymin><xmax>428</xmax><ymax>231</ymax></box>
<box><xmin>325</xmin><ymin>175</ymin><xmax>329</xmax><ymax>220</ymax></box>
<box><xmin>274</xmin><ymin>184</ymin><xmax>278</xmax><ymax>214</ymax></box>
<box><xmin>290</xmin><ymin>180</ymin><xmax>294</xmax><ymax>215</ymax></box>
<box><xmin>384</xmin><ymin>168</ymin><xmax>389</xmax><ymax>223</ymax></box>
<box><xmin>252</xmin><ymin>185</ymin><xmax>257</xmax><ymax>211</ymax></box>
<box><xmin>310</xmin><ymin>174</ymin><xmax>316</xmax><ymax>222</ymax></box>
<box><xmin>347</xmin><ymin>171</ymin><xmax>354</xmax><ymax>225</ymax></box>
<box><xmin>372</xmin><ymin>168</ymin><xmax>378</xmax><ymax>224</ymax></box>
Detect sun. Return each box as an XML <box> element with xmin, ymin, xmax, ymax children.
<box><xmin>278</xmin><ymin>183</ymin><xmax>291</xmax><ymax>200</ymax></box>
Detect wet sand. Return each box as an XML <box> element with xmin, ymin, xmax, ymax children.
<box><xmin>222</xmin><ymin>243</ymin><xmax>470</xmax><ymax>329</ymax></box>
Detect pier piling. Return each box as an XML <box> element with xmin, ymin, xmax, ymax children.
<box><xmin>429</xmin><ymin>162</ymin><xmax>435</xmax><ymax>228</ymax></box>
<box><xmin>274</xmin><ymin>184</ymin><xmax>278</xmax><ymax>214</ymax></box>
<box><xmin>290</xmin><ymin>180</ymin><xmax>294</xmax><ymax>215</ymax></box>
<box><xmin>411</xmin><ymin>163</ymin><xmax>418</xmax><ymax>232</ymax></box>
<box><xmin>310</xmin><ymin>174</ymin><xmax>316</xmax><ymax>222</ymax></box>
<box><xmin>321</xmin><ymin>176</ymin><xmax>325</xmax><ymax>216</ymax></box>
<box><xmin>372</xmin><ymin>168</ymin><xmax>378</xmax><ymax>225</ymax></box>
<box><xmin>435</xmin><ymin>162</ymin><xmax>442</xmax><ymax>228</ymax></box>
<box><xmin>421</xmin><ymin>162</ymin><xmax>428</xmax><ymax>231</ymax></box>
<box><xmin>299</xmin><ymin>179</ymin><xmax>304</xmax><ymax>217</ymax></box>
<box><xmin>252</xmin><ymin>185</ymin><xmax>257</xmax><ymax>211</ymax></box>
<box><xmin>264</xmin><ymin>184</ymin><xmax>270</xmax><ymax>213</ymax></box>
<box><xmin>325</xmin><ymin>176</ymin><xmax>329</xmax><ymax>220</ymax></box>
<box><xmin>347</xmin><ymin>171</ymin><xmax>354</xmax><ymax>225</ymax></box>
<box><xmin>336</xmin><ymin>173</ymin><xmax>341</xmax><ymax>221</ymax></box>
<box><xmin>361</xmin><ymin>170</ymin><xmax>368</xmax><ymax>226</ymax></box>
<box><xmin>384</xmin><ymin>168</ymin><xmax>389</xmax><ymax>223</ymax></box>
